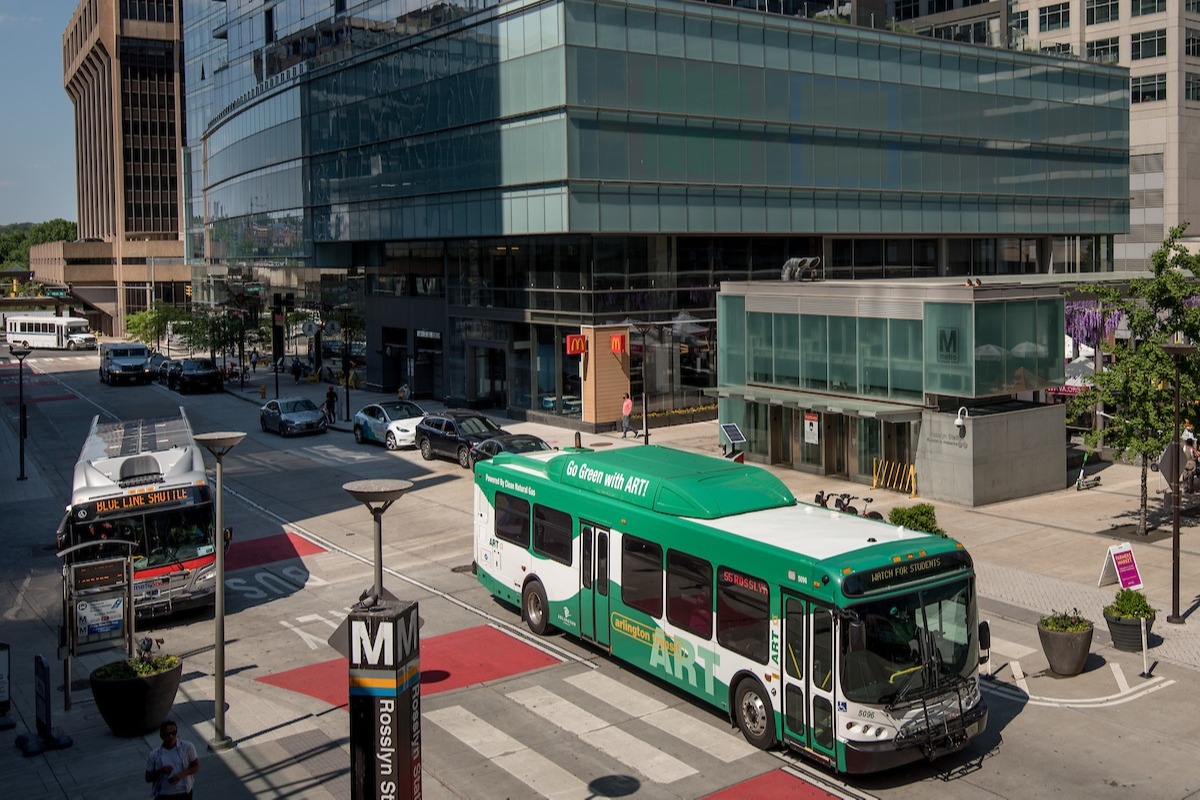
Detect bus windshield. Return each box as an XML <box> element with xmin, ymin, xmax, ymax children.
<box><xmin>66</xmin><ymin>322</ymin><xmax>90</xmax><ymax>335</ymax></box>
<box><xmin>72</xmin><ymin>506</ymin><xmax>216</xmax><ymax>570</ymax></box>
<box><xmin>842</xmin><ymin>578</ymin><xmax>975</xmax><ymax>706</ymax></box>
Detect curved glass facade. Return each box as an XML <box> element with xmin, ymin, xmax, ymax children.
<box><xmin>183</xmin><ymin>0</ymin><xmax>1128</xmax><ymax>416</ymax></box>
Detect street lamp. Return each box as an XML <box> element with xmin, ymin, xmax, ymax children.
<box><xmin>194</xmin><ymin>431</ymin><xmax>246</xmax><ymax>750</ymax></box>
<box><xmin>1162</xmin><ymin>342</ymin><xmax>1195</xmax><ymax>625</ymax></box>
<box><xmin>8</xmin><ymin>345</ymin><xmax>31</xmax><ymax>481</ymax></box>
<box><xmin>342</xmin><ymin>480</ymin><xmax>413</xmax><ymax>603</ymax></box>
<box><xmin>631</xmin><ymin>322</ymin><xmax>659</xmax><ymax>446</ymax></box>
<box><xmin>336</xmin><ymin>303</ymin><xmax>354</xmax><ymax>422</ymax></box>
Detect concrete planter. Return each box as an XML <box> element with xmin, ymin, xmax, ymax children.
<box><xmin>1037</xmin><ymin>624</ymin><xmax>1092</xmax><ymax>676</ymax></box>
<box><xmin>1104</xmin><ymin>611</ymin><xmax>1154</xmax><ymax>652</ymax></box>
<box><xmin>90</xmin><ymin>660</ymin><xmax>182</xmax><ymax>737</ymax></box>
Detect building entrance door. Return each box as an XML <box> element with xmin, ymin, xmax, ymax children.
<box><xmin>823</xmin><ymin>415</ymin><xmax>847</xmax><ymax>477</ymax></box>
<box><xmin>475</xmin><ymin>346</ymin><xmax>506</xmax><ymax>409</ymax></box>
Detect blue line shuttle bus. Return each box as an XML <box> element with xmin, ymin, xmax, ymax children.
<box><xmin>473</xmin><ymin>444</ymin><xmax>989</xmax><ymax>773</ymax></box>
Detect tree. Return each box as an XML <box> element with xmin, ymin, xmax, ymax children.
<box><xmin>124</xmin><ymin>302</ymin><xmax>184</xmax><ymax>351</ymax></box>
<box><xmin>1070</xmin><ymin>224</ymin><xmax>1200</xmax><ymax>535</ymax></box>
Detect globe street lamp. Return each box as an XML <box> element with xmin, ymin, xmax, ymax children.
<box><xmin>8</xmin><ymin>345</ymin><xmax>31</xmax><ymax>481</ymax></box>
<box><xmin>1162</xmin><ymin>342</ymin><xmax>1195</xmax><ymax>625</ymax></box>
<box><xmin>194</xmin><ymin>431</ymin><xmax>246</xmax><ymax>750</ymax></box>
<box><xmin>342</xmin><ymin>479</ymin><xmax>413</xmax><ymax>603</ymax></box>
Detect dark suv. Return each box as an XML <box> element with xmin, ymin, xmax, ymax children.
<box><xmin>415</xmin><ymin>411</ymin><xmax>508</xmax><ymax>469</ymax></box>
<box><xmin>168</xmin><ymin>358</ymin><xmax>223</xmax><ymax>393</ymax></box>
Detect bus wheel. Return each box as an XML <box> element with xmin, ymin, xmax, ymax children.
<box><xmin>734</xmin><ymin>679</ymin><xmax>776</xmax><ymax>750</ymax></box>
<box><xmin>523</xmin><ymin>580</ymin><xmax>550</xmax><ymax>635</ymax></box>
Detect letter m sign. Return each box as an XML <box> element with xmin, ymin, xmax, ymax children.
<box><xmin>937</xmin><ymin>327</ymin><xmax>959</xmax><ymax>364</ymax></box>
<box><xmin>351</xmin><ymin>619</ymin><xmax>394</xmax><ymax>667</ymax></box>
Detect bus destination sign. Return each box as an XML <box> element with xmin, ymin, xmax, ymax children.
<box><xmin>841</xmin><ymin>551</ymin><xmax>973</xmax><ymax>596</ymax></box>
<box><xmin>73</xmin><ymin>485</ymin><xmax>205</xmax><ymax>523</ymax></box>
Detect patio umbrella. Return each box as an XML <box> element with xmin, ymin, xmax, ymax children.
<box><xmin>1010</xmin><ymin>341</ymin><xmax>1049</xmax><ymax>358</ymax></box>
<box><xmin>974</xmin><ymin>343</ymin><xmax>1006</xmax><ymax>361</ymax></box>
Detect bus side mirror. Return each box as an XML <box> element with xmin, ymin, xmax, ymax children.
<box><xmin>978</xmin><ymin>620</ymin><xmax>991</xmax><ymax>665</ymax></box>
<box><xmin>848</xmin><ymin>620</ymin><xmax>866</xmax><ymax>653</ymax></box>
<box><xmin>224</xmin><ymin>527</ymin><xmax>234</xmax><ymax>549</ymax></box>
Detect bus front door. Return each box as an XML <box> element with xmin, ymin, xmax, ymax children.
<box><xmin>781</xmin><ymin>595</ymin><xmax>837</xmax><ymax>763</ymax></box>
<box><xmin>579</xmin><ymin>523</ymin><xmax>610</xmax><ymax>648</ymax></box>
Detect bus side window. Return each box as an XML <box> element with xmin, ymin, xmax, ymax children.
<box><xmin>494</xmin><ymin>492</ymin><xmax>530</xmax><ymax>548</ymax></box>
<box><xmin>621</xmin><ymin>535</ymin><xmax>663</xmax><ymax>618</ymax></box>
<box><xmin>715</xmin><ymin>567</ymin><xmax>770</xmax><ymax>664</ymax></box>
<box><xmin>666</xmin><ymin>549</ymin><xmax>712</xmax><ymax>639</ymax></box>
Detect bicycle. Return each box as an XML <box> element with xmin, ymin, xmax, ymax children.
<box><xmin>814</xmin><ymin>489</ymin><xmax>833</xmax><ymax>508</ymax></box>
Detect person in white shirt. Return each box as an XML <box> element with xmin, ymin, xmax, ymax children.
<box><xmin>144</xmin><ymin>720</ymin><xmax>199</xmax><ymax>799</ymax></box>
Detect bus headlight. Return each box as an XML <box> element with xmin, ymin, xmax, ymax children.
<box><xmin>195</xmin><ymin>565</ymin><xmax>216</xmax><ymax>583</ymax></box>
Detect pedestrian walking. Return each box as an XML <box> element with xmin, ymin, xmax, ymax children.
<box><xmin>250</xmin><ymin>348</ymin><xmax>259</xmax><ymax>373</ymax></box>
<box><xmin>621</xmin><ymin>393</ymin><xmax>634</xmax><ymax>438</ymax></box>
<box><xmin>325</xmin><ymin>385</ymin><xmax>338</xmax><ymax>424</ymax></box>
<box><xmin>144</xmin><ymin>720</ymin><xmax>199</xmax><ymax>800</ymax></box>
<box><xmin>291</xmin><ymin>357</ymin><xmax>303</xmax><ymax>384</ymax></box>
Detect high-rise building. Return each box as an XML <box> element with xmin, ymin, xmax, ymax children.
<box><xmin>181</xmin><ymin>0</ymin><xmax>1127</xmax><ymax>418</ymax></box>
<box><xmin>890</xmin><ymin>0</ymin><xmax>1195</xmax><ymax>269</ymax></box>
<box><xmin>32</xmin><ymin>0</ymin><xmax>189</xmax><ymax>335</ymax></box>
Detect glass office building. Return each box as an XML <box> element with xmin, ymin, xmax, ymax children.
<box><xmin>183</xmin><ymin>0</ymin><xmax>1128</xmax><ymax>416</ymax></box>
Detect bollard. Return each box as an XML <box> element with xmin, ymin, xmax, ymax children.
<box><xmin>259</xmin><ymin>384</ymin><xmax>267</xmax><ymax>400</ymax></box>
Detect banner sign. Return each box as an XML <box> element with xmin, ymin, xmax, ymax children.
<box><xmin>1098</xmin><ymin>542</ymin><xmax>1143</xmax><ymax>590</ymax></box>
<box><xmin>610</xmin><ymin>334</ymin><xmax>626</xmax><ymax>354</ymax></box>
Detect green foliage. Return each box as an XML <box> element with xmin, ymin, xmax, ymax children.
<box><xmin>886</xmin><ymin>503</ymin><xmax>945</xmax><ymax>536</ymax></box>
<box><xmin>125</xmin><ymin>302</ymin><xmax>185</xmax><ymax>348</ymax></box>
<box><xmin>93</xmin><ymin>653</ymin><xmax>180</xmax><ymax>680</ymax></box>
<box><xmin>1104</xmin><ymin>588</ymin><xmax>1157</xmax><ymax>620</ymax></box>
<box><xmin>0</xmin><ymin>219</ymin><xmax>77</xmax><ymax>269</ymax></box>
<box><xmin>1068</xmin><ymin>224</ymin><xmax>1200</xmax><ymax>535</ymax></box>
<box><xmin>1039</xmin><ymin>608</ymin><xmax>1093</xmax><ymax>633</ymax></box>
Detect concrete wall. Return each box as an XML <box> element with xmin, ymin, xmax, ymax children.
<box><xmin>916</xmin><ymin>404</ymin><xmax>1066</xmax><ymax>506</ymax></box>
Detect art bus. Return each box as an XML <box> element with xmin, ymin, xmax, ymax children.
<box><xmin>57</xmin><ymin>408</ymin><xmax>225</xmax><ymax>617</ymax></box>
<box><xmin>5</xmin><ymin>314</ymin><xmax>96</xmax><ymax>349</ymax></box>
<box><xmin>473</xmin><ymin>445</ymin><xmax>989</xmax><ymax>774</ymax></box>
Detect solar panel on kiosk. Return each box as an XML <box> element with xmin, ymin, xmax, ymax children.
<box><xmin>720</xmin><ymin>422</ymin><xmax>747</xmax><ymax>444</ymax></box>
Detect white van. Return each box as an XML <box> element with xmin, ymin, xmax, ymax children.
<box><xmin>4</xmin><ymin>315</ymin><xmax>97</xmax><ymax>350</ymax></box>
<box><xmin>99</xmin><ymin>342</ymin><xmax>152</xmax><ymax>385</ymax></box>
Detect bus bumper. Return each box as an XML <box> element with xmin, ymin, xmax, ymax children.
<box><xmin>841</xmin><ymin>699</ymin><xmax>988</xmax><ymax>774</ymax></box>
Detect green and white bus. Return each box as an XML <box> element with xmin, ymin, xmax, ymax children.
<box><xmin>473</xmin><ymin>445</ymin><xmax>989</xmax><ymax>774</ymax></box>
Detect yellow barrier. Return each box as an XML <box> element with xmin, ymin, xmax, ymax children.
<box><xmin>872</xmin><ymin>458</ymin><xmax>918</xmax><ymax>498</ymax></box>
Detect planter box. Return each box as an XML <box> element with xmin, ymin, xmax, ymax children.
<box><xmin>90</xmin><ymin>660</ymin><xmax>183</xmax><ymax>737</ymax></box>
<box><xmin>1037</xmin><ymin>625</ymin><xmax>1093</xmax><ymax>676</ymax></box>
<box><xmin>1104</xmin><ymin>611</ymin><xmax>1154</xmax><ymax>652</ymax></box>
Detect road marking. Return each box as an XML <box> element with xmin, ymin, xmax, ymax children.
<box><xmin>1111</xmin><ymin>663</ymin><xmax>1130</xmax><ymax>694</ymax></box>
<box><xmin>3</xmin><ymin>574</ymin><xmax>33</xmax><ymax>620</ymax></box>
<box><xmin>982</xmin><ymin>673</ymin><xmax>1176</xmax><ymax>708</ymax></box>
<box><xmin>988</xmin><ymin>635</ymin><xmax>1036</xmax><ymax>659</ymax></box>
<box><xmin>508</xmin><ymin>685</ymin><xmax>696</xmax><ymax>782</ymax></box>
<box><xmin>1009</xmin><ymin>660</ymin><xmax>1030</xmax><ymax>695</ymax></box>
<box><xmin>643</xmin><ymin>708</ymin><xmax>758</xmax><ymax>762</ymax></box>
<box><xmin>565</xmin><ymin>670</ymin><xmax>667</xmax><ymax>716</ymax></box>
<box><xmin>426</xmin><ymin>706</ymin><xmax>591</xmax><ymax>799</ymax></box>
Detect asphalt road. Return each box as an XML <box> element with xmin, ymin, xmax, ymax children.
<box><xmin>4</xmin><ymin>349</ymin><xmax>1200</xmax><ymax>799</ymax></box>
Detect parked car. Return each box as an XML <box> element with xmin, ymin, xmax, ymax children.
<box><xmin>147</xmin><ymin>352</ymin><xmax>169</xmax><ymax>382</ymax></box>
<box><xmin>352</xmin><ymin>400</ymin><xmax>427</xmax><ymax>450</ymax></box>
<box><xmin>157</xmin><ymin>358</ymin><xmax>176</xmax><ymax>384</ymax></box>
<box><xmin>469</xmin><ymin>434</ymin><xmax>555</xmax><ymax>469</ymax></box>
<box><xmin>167</xmin><ymin>358</ymin><xmax>223</xmax><ymax>393</ymax></box>
<box><xmin>260</xmin><ymin>397</ymin><xmax>328</xmax><ymax>437</ymax></box>
<box><xmin>415</xmin><ymin>411</ymin><xmax>508</xmax><ymax>469</ymax></box>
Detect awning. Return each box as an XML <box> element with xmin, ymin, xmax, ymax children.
<box><xmin>708</xmin><ymin>385</ymin><xmax>925</xmax><ymax>422</ymax></box>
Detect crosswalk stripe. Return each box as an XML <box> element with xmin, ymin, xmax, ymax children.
<box><xmin>426</xmin><ymin>706</ymin><xmax>590</xmax><ymax>799</ymax></box>
<box><xmin>565</xmin><ymin>670</ymin><xmax>667</xmax><ymax>716</ymax></box>
<box><xmin>508</xmin><ymin>685</ymin><xmax>697</xmax><ymax>783</ymax></box>
<box><xmin>989</xmin><ymin>636</ymin><xmax>1036</xmax><ymax>659</ymax></box>
<box><xmin>643</xmin><ymin>708</ymin><xmax>758</xmax><ymax>762</ymax></box>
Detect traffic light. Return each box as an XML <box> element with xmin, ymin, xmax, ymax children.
<box><xmin>235</xmin><ymin>293</ymin><xmax>246</xmax><ymax>305</ymax></box>
<box><xmin>185</xmin><ymin>284</ymin><xmax>192</xmax><ymax>298</ymax></box>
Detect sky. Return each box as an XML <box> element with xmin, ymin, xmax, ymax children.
<box><xmin>0</xmin><ymin>1</ymin><xmax>81</xmax><ymax>225</ymax></box>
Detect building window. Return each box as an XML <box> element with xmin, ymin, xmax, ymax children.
<box><xmin>1012</xmin><ymin>10</ymin><xmax>1029</xmax><ymax>32</ymax></box>
<box><xmin>1131</xmin><ymin>29</ymin><xmax>1167</xmax><ymax>60</ymax></box>
<box><xmin>1086</xmin><ymin>0</ymin><xmax>1119</xmax><ymax>24</ymax></box>
<box><xmin>1041</xmin><ymin>42</ymin><xmax>1074</xmax><ymax>56</ymax></box>
<box><xmin>1039</xmin><ymin>3</ymin><xmax>1070</xmax><ymax>31</ymax></box>
<box><xmin>894</xmin><ymin>0</ymin><xmax>920</xmax><ymax>20</ymax></box>
<box><xmin>1087</xmin><ymin>36</ymin><xmax>1120</xmax><ymax>62</ymax></box>
<box><xmin>1188</xmin><ymin>29</ymin><xmax>1200</xmax><ymax>57</ymax></box>
<box><xmin>929</xmin><ymin>0</ymin><xmax>953</xmax><ymax>11</ymax></box>
<box><xmin>1187</xmin><ymin>73</ymin><xmax>1200</xmax><ymax>101</ymax></box>
<box><xmin>1132</xmin><ymin>0</ymin><xmax>1166</xmax><ymax>15</ymax></box>
<box><xmin>1132</xmin><ymin>73</ymin><xmax>1167</xmax><ymax>102</ymax></box>
<box><xmin>1190</xmin><ymin>0</ymin><xmax>1200</xmax><ymax>12</ymax></box>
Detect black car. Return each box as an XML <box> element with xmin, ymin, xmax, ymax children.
<box><xmin>147</xmin><ymin>352</ymin><xmax>169</xmax><ymax>382</ymax></box>
<box><xmin>168</xmin><ymin>358</ymin><xmax>223</xmax><ymax>393</ymax></box>
<box><xmin>415</xmin><ymin>411</ymin><xmax>508</xmax><ymax>469</ymax></box>
<box><xmin>469</xmin><ymin>434</ymin><xmax>555</xmax><ymax>469</ymax></box>
<box><xmin>157</xmin><ymin>358</ymin><xmax>176</xmax><ymax>383</ymax></box>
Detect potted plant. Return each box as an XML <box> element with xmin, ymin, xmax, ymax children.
<box><xmin>1103</xmin><ymin>588</ymin><xmax>1156</xmax><ymax>652</ymax></box>
<box><xmin>90</xmin><ymin>637</ymin><xmax>183</xmax><ymax>737</ymax></box>
<box><xmin>1037</xmin><ymin>608</ymin><xmax>1093</xmax><ymax>676</ymax></box>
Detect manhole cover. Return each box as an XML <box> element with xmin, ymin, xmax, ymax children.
<box><xmin>450</xmin><ymin>564</ymin><xmax>473</xmax><ymax>574</ymax></box>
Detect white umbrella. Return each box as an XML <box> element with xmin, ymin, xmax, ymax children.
<box><xmin>1011</xmin><ymin>341</ymin><xmax>1048</xmax><ymax>358</ymax></box>
<box><xmin>1065</xmin><ymin>334</ymin><xmax>1095</xmax><ymax>358</ymax></box>
<box><xmin>974</xmin><ymin>343</ymin><xmax>1006</xmax><ymax>361</ymax></box>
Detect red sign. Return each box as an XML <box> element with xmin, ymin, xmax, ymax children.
<box><xmin>566</xmin><ymin>334</ymin><xmax>587</xmax><ymax>355</ymax></box>
<box><xmin>610</xmin><ymin>334</ymin><xmax>626</xmax><ymax>354</ymax></box>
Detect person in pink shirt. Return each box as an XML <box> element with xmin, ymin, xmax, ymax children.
<box><xmin>621</xmin><ymin>393</ymin><xmax>634</xmax><ymax>438</ymax></box>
